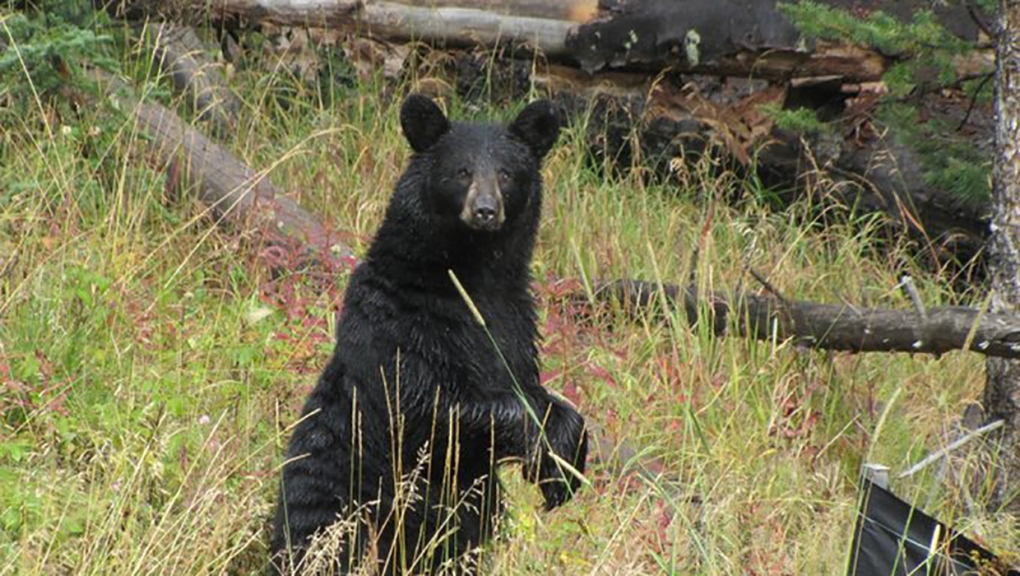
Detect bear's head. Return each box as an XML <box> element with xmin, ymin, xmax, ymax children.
<box><xmin>400</xmin><ymin>95</ymin><xmax>561</xmax><ymax>233</ymax></box>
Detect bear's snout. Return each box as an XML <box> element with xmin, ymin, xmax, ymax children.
<box><xmin>460</xmin><ymin>175</ymin><xmax>505</xmax><ymax>231</ymax></box>
<box><xmin>473</xmin><ymin>195</ymin><xmax>499</xmax><ymax>224</ymax></box>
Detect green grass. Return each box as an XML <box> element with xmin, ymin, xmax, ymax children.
<box><xmin>1</xmin><ymin>33</ymin><xmax>1018</xmax><ymax>575</ymax></box>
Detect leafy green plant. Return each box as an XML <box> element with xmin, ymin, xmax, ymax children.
<box><xmin>778</xmin><ymin>1</ymin><xmax>971</xmax><ymax>96</ymax></box>
<box><xmin>759</xmin><ymin>103</ymin><xmax>831</xmax><ymax>135</ymax></box>
<box><xmin>0</xmin><ymin>1</ymin><xmax>116</xmax><ymax>119</ymax></box>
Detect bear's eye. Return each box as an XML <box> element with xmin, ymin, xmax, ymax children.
<box><xmin>456</xmin><ymin>168</ymin><xmax>472</xmax><ymax>182</ymax></box>
<box><xmin>497</xmin><ymin>169</ymin><xmax>511</xmax><ymax>185</ymax></box>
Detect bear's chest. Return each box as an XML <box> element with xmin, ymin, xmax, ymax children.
<box><xmin>409</xmin><ymin>291</ymin><xmax>537</xmax><ymax>394</ymax></box>
<box><xmin>337</xmin><ymin>269</ymin><xmax>538</xmax><ymax>401</ymax></box>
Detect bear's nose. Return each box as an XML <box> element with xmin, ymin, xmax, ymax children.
<box><xmin>474</xmin><ymin>205</ymin><xmax>496</xmax><ymax>222</ymax></box>
<box><xmin>461</xmin><ymin>182</ymin><xmax>504</xmax><ymax>231</ymax></box>
<box><xmin>472</xmin><ymin>194</ymin><xmax>499</xmax><ymax>223</ymax></box>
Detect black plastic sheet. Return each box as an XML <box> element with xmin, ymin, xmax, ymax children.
<box><xmin>847</xmin><ymin>479</ymin><xmax>1018</xmax><ymax>575</ymax></box>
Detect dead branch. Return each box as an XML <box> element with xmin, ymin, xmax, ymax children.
<box><xmin>898</xmin><ymin>419</ymin><xmax>1004</xmax><ymax>479</ymax></box>
<box><xmin>594</xmin><ymin>279</ymin><xmax>1020</xmax><ymax>360</ymax></box>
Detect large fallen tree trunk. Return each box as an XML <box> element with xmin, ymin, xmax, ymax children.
<box><xmin>565</xmin><ymin>0</ymin><xmax>986</xmax><ymax>76</ymax></box>
<box><xmin>194</xmin><ymin>0</ymin><xmax>986</xmax><ymax>79</ymax></box>
<box><xmin>168</xmin><ymin>0</ymin><xmax>902</xmax><ymax>81</ymax></box>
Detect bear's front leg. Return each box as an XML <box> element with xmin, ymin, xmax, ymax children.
<box><xmin>454</xmin><ymin>390</ymin><xmax>587</xmax><ymax>508</ymax></box>
<box><xmin>455</xmin><ymin>391</ymin><xmax>549</xmax><ymax>461</ymax></box>
<box><xmin>530</xmin><ymin>397</ymin><xmax>588</xmax><ymax>510</ymax></box>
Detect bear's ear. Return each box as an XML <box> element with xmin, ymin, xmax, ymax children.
<box><xmin>509</xmin><ymin>100</ymin><xmax>562</xmax><ymax>160</ymax></box>
<box><xmin>401</xmin><ymin>95</ymin><xmax>451</xmax><ymax>153</ymax></box>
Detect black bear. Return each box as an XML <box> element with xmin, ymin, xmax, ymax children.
<box><xmin>270</xmin><ymin>95</ymin><xmax>588</xmax><ymax>575</ymax></box>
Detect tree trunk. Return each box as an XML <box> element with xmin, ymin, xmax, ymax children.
<box><xmin>984</xmin><ymin>1</ymin><xmax>1020</xmax><ymax>513</ymax></box>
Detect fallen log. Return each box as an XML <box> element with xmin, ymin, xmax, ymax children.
<box><xmin>567</xmin><ymin>0</ymin><xmax>985</xmax><ymax>77</ymax></box>
<box><xmin>594</xmin><ymin>279</ymin><xmax>1020</xmax><ymax>360</ymax></box>
<box><xmin>568</xmin><ymin>1</ymin><xmax>888</xmax><ymax>81</ymax></box>
<box><xmin>206</xmin><ymin>0</ymin><xmax>576</xmax><ymax>57</ymax></box>
<box><xmin>89</xmin><ymin>67</ymin><xmax>353</xmax><ymax>263</ymax></box>
<box><xmin>178</xmin><ymin>0</ymin><xmax>892</xmax><ymax>82</ymax></box>
<box><xmin>196</xmin><ymin>0</ymin><xmax>987</xmax><ymax>80</ymax></box>
<box><xmin>144</xmin><ymin>21</ymin><xmax>241</xmax><ymax>136</ymax></box>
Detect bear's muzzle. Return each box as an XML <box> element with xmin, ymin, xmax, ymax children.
<box><xmin>460</xmin><ymin>175</ymin><xmax>505</xmax><ymax>231</ymax></box>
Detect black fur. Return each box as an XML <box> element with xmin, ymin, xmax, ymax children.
<box><xmin>270</xmin><ymin>97</ymin><xmax>588</xmax><ymax>575</ymax></box>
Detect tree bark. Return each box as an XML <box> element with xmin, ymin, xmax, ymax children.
<box><xmin>210</xmin><ymin>0</ymin><xmax>362</xmax><ymax>27</ymax></box>
<box><xmin>984</xmin><ymin>1</ymin><xmax>1020</xmax><ymax>513</ymax></box>
<box><xmin>395</xmin><ymin>0</ymin><xmax>598</xmax><ymax>21</ymax></box>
